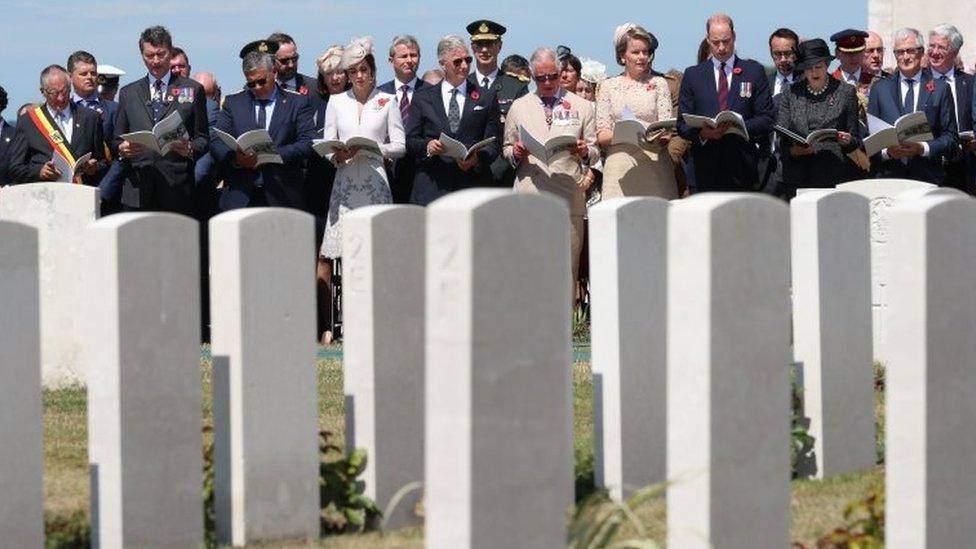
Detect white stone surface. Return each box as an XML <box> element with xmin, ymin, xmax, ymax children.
<box><xmin>0</xmin><ymin>183</ymin><xmax>99</xmax><ymax>386</ymax></box>
<box><xmin>667</xmin><ymin>193</ymin><xmax>791</xmax><ymax>549</ymax></box>
<box><xmin>886</xmin><ymin>194</ymin><xmax>976</xmax><ymax>547</ymax></box>
<box><xmin>791</xmin><ymin>190</ymin><xmax>875</xmax><ymax>478</ymax></box>
<box><xmin>425</xmin><ymin>189</ymin><xmax>573</xmax><ymax>549</ymax></box>
<box><xmin>589</xmin><ymin>197</ymin><xmax>668</xmax><ymax>499</ymax></box>
<box><xmin>209</xmin><ymin>208</ymin><xmax>319</xmax><ymax>546</ymax></box>
<box><xmin>85</xmin><ymin>213</ymin><xmax>203</xmax><ymax>548</ymax></box>
<box><xmin>343</xmin><ymin>205</ymin><xmax>425</xmax><ymax>529</ymax></box>
<box><xmin>0</xmin><ymin>221</ymin><xmax>42</xmax><ymax>549</ymax></box>
<box><xmin>835</xmin><ymin>179</ymin><xmax>935</xmax><ymax>363</ymax></box>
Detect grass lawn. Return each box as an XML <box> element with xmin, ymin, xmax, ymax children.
<box><xmin>43</xmin><ymin>350</ymin><xmax>883</xmax><ymax>547</ymax></box>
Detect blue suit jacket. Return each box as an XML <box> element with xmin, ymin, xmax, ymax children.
<box><xmin>210</xmin><ymin>86</ymin><xmax>316</xmax><ymax>211</ymax></box>
<box><xmin>867</xmin><ymin>72</ymin><xmax>957</xmax><ymax>184</ymax></box>
<box><xmin>404</xmin><ymin>82</ymin><xmax>502</xmax><ymax>206</ymax></box>
<box><xmin>677</xmin><ymin>57</ymin><xmax>775</xmax><ymax>192</ymax></box>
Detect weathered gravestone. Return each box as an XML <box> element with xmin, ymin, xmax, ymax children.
<box><xmin>343</xmin><ymin>205</ymin><xmax>425</xmax><ymax>529</ymax></box>
<box><xmin>835</xmin><ymin>179</ymin><xmax>935</xmax><ymax>363</ymax></box>
<box><xmin>210</xmin><ymin>209</ymin><xmax>319</xmax><ymax>546</ymax></box>
<box><xmin>791</xmin><ymin>190</ymin><xmax>875</xmax><ymax>478</ymax></box>
<box><xmin>425</xmin><ymin>189</ymin><xmax>573</xmax><ymax>549</ymax></box>
<box><xmin>85</xmin><ymin>213</ymin><xmax>202</xmax><ymax>548</ymax></box>
<box><xmin>0</xmin><ymin>183</ymin><xmax>99</xmax><ymax>386</ymax></box>
<box><xmin>886</xmin><ymin>193</ymin><xmax>976</xmax><ymax>547</ymax></box>
<box><xmin>589</xmin><ymin>197</ymin><xmax>668</xmax><ymax>499</ymax></box>
<box><xmin>0</xmin><ymin>221</ymin><xmax>42</xmax><ymax>549</ymax></box>
<box><xmin>667</xmin><ymin>194</ymin><xmax>791</xmax><ymax>549</ymax></box>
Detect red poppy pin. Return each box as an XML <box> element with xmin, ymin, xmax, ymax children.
<box><xmin>926</xmin><ymin>80</ymin><xmax>935</xmax><ymax>93</ymax></box>
<box><xmin>732</xmin><ymin>66</ymin><xmax>743</xmax><ymax>75</ymax></box>
<box><xmin>470</xmin><ymin>90</ymin><xmax>480</xmax><ymax>101</ymax></box>
<box><xmin>171</xmin><ymin>87</ymin><xmax>181</xmax><ymax>96</ymax></box>
<box><xmin>377</xmin><ymin>97</ymin><xmax>390</xmax><ymax>108</ymax></box>
<box><xmin>298</xmin><ymin>85</ymin><xmax>309</xmax><ymax>95</ymax></box>
<box><xmin>645</xmin><ymin>82</ymin><xmax>656</xmax><ymax>91</ymax></box>
<box><xmin>561</xmin><ymin>99</ymin><xmax>572</xmax><ymax>110</ymax></box>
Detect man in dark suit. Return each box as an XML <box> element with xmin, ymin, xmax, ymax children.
<box><xmin>677</xmin><ymin>13</ymin><xmax>775</xmax><ymax>192</ymax></box>
<box><xmin>113</xmin><ymin>25</ymin><xmax>208</xmax><ymax>214</ymax></box>
<box><xmin>0</xmin><ymin>85</ymin><xmax>25</xmax><ymax>186</ymax></box>
<box><xmin>406</xmin><ymin>35</ymin><xmax>502</xmax><ymax>205</ymax></box>
<box><xmin>378</xmin><ymin>34</ymin><xmax>429</xmax><ymax>203</ymax></box>
<box><xmin>210</xmin><ymin>42</ymin><xmax>316</xmax><ymax>211</ymax></box>
<box><xmin>867</xmin><ymin>27</ymin><xmax>957</xmax><ymax>184</ymax></box>
<box><xmin>11</xmin><ymin>65</ymin><xmax>106</xmax><ymax>186</ymax></box>
<box><xmin>466</xmin><ymin>19</ymin><xmax>528</xmax><ymax>187</ymax></box>
<box><xmin>864</xmin><ymin>31</ymin><xmax>893</xmax><ymax>80</ymax></box>
<box><xmin>925</xmin><ymin>24</ymin><xmax>974</xmax><ymax>193</ymax></box>
<box><xmin>762</xmin><ymin>27</ymin><xmax>800</xmax><ymax>199</ymax></box>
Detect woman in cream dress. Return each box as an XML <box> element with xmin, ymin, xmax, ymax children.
<box><xmin>595</xmin><ymin>23</ymin><xmax>678</xmax><ymax>199</ymax></box>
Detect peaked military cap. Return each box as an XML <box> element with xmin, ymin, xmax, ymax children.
<box><xmin>239</xmin><ymin>39</ymin><xmax>280</xmax><ymax>59</ymax></box>
<box><xmin>467</xmin><ymin>20</ymin><xmax>506</xmax><ymax>41</ymax></box>
<box><xmin>829</xmin><ymin>29</ymin><xmax>869</xmax><ymax>53</ymax></box>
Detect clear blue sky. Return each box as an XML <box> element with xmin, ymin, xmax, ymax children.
<box><xmin>4</xmin><ymin>0</ymin><xmax>865</xmax><ymax>115</ymax></box>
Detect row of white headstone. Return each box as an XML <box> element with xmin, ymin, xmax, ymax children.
<box><xmin>1</xmin><ymin>181</ymin><xmax>975</xmax><ymax>547</ymax></box>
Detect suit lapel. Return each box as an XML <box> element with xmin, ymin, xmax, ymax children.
<box><xmin>726</xmin><ymin>57</ymin><xmax>741</xmax><ymax>111</ymax></box>
<box><xmin>432</xmin><ymin>82</ymin><xmax>451</xmax><ymax>133</ymax></box>
<box><xmin>889</xmin><ymin>75</ymin><xmax>903</xmax><ymax>116</ymax></box>
<box><xmin>916</xmin><ymin>73</ymin><xmax>932</xmax><ymax>113</ymax></box>
<box><xmin>460</xmin><ymin>86</ymin><xmax>477</xmax><ymax>123</ymax></box>
<box><xmin>68</xmin><ymin>104</ymin><xmax>83</xmax><ymax>151</ymax></box>
<box><xmin>702</xmin><ymin>61</ymin><xmax>719</xmax><ymax>115</ymax></box>
<box><xmin>134</xmin><ymin>77</ymin><xmax>154</xmax><ymax>123</ymax></box>
<box><xmin>268</xmin><ymin>89</ymin><xmax>288</xmax><ymax>139</ymax></box>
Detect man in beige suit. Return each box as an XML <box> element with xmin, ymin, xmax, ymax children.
<box><xmin>504</xmin><ymin>46</ymin><xmax>598</xmax><ymax>280</ymax></box>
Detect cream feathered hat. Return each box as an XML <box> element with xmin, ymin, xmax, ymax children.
<box><xmin>580</xmin><ymin>58</ymin><xmax>608</xmax><ymax>84</ymax></box>
<box><xmin>316</xmin><ymin>44</ymin><xmax>345</xmax><ymax>74</ymax></box>
<box><xmin>340</xmin><ymin>36</ymin><xmax>374</xmax><ymax>70</ymax></box>
<box><xmin>613</xmin><ymin>22</ymin><xmax>639</xmax><ymax>46</ymax></box>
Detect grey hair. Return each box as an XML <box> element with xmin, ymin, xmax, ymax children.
<box><xmin>389</xmin><ymin>34</ymin><xmax>420</xmax><ymax>58</ymax></box>
<box><xmin>437</xmin><ymin>35</ymin><xmax>468</xmax><ymax>62</ymax></box>
<box><xmin>529</xmin><ymin>47</ymin><xmax>558</xmax><ymax>73</ymax></box>
<box><xmin>40</xmin><ymin>64</ymin><xmax>69</xmax><ymax>89</ymax></box>
<box><xmin>930</xmin><ymin>24</ymin><xmax>964</xmax><ymax>53</ymax></box>
<box><xmin>893</xmin><ymin>27</ymin><xmax>924</xmax><ymax>48</ymax></box>
<box><xmin>242</xmin><ymin>51</ymin><xmax>275</xmax><ymax>73</ymax></box>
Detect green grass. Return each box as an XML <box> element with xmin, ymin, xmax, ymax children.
<box><xmin>43</xmin><ymin>351</ymin><xmax>884</xmax><ymax>547</ymax></box>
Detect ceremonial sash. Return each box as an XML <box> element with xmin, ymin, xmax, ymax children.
<box><xmin>27</xmin><ymin>106</ymin><xmax>80</xmax><ymax>183</ymax></box>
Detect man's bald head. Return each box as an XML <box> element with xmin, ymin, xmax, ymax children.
<box><xmin>863</xmin><ymin>30</ymin><xmax>885</xmax><ymax>75</ymax></box>
<box><xmin>191</xmin><ymin>71</ymin><xmax>220</xmax><ymax>99</ymax></box>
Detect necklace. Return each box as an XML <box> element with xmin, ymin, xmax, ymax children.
<box><xmin>806</xmin><ymin>83</ymin><xmax>828</xmax><ymax>97</ymax></box>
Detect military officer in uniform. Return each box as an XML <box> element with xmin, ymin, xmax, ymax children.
<box><xmin>97</xmin><ymin>64</ymin><xmax>125</xmax><ymax>102</ymax></box>
<box><xmin>831</xmin><ymin>29</ymin><xmax>879</xmax><ymax>177</ymax></box>
<box><xmin>466</xmin><ymin>19</ymin><xmax>528</xmax><ymax>187</ymax></box>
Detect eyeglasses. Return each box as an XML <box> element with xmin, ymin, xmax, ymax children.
<box><xmin>245</xmin><ymin>78</ymin><xmax>268</xmax><ymax>89</ymax></box>
<box><xmin>771</xmin><ymin>50</ymin><xmax>795</xmax><ymax>59</ymax></box>
<box><xmin>893</xmin><ymin>47</ymin><xmax>922</xmax><ymax>57</ymax></box>
<box><xmin>534</xmin><ymin>73</ymin><xmax>560</xmax><ymax>83</ymax></box>
<box><xmin>450</xmin><ymin>56</ymin><xmax>473</xmax><ymax>68</ymax></box>
<box><xmin>927</xmin><ymin>44</ymin><xmax>951</xmax><ymax>53</ymax></box>
<box><xmin>42</xmin><ymin>87</ymin><xmax>71</xmax><ymax>97</ymax></box>
<box><xmin>276</xmin><ymin>54</ymin><xmax>300</xmax><ymax>65</ymax></box>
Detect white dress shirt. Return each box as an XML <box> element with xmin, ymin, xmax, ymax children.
<box><xmin>441</xmin><ymin>79</ymin><xmax>468</xmax><ymax>117</ymax></box>
<box><xmin>774</xmin><ymin>72</ymin><xmax>793</xmax><ymax>96</ymax></box>
<box><xmin>146</xmin><ymin>72</ymin><xmax>172</xmax><ymax>101</ymax></box>
<box><xmin>929</xmin><ymin>66</ymin><xmax>959</xmax><ymax>126</ymax></box>
<box><xmin>394</xmin><ymin>76</ymin><xmax>419</xmax><ymax>103</ymax></box>
<box><xmin>46</xmin><ymin>104</ymin><xmax>73</xmax><ymax>142</ymax></box>
<box><xmin>711</xmin><ymin>55</ymin><xmax>736</xmax><ymax>92</ymax></box>
<box><xmin>841</xmin><ymin>68</ymin><xmax>862</xmax><ymax>86</ymax></box>
<box><xmin>473</xmin><ymin>67</ymin><xmax>498</xmax><ymax>89</ymax></box>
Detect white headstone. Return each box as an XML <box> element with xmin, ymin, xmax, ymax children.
<box><xmin>791</xmin><ymin>190</ymin><xmax>875</xmax><ymax>478</ymax></box>
<box><xmin>589</xmin><ymin>197</ymin><xmax>668</xmax><ymax>499</ymax></box>
<box><xmin>425</xmin><ymin>189</ymin><xmax>573</xmax><ymax>549</ymax></box>
<box><xmin>886</xmin><ymin>194</ymin><xmax>976</xmax><ymax>547</ymax></box>
<box><xmin>85</xmin><ymin>213</ymin><xmax>203</xmax><ymax>548</ymax></box>
<box><xmin>343</xmin><ymin>205</ymin><xmax>425</xmax><ymax>529</ymax></box>
<box><xmin>209</xmin><ymin>208</ymin><xmax>319</xmax><ymax>545</ymax></box>
<box><xmin>835</xmin><ymin>179</ymin><xmax>935</xmax><ymax>363</ymax></box>
<box><xmin>0</xmin><ymin>183</ymin><xmax>99</xmax><ymax>386</ymax></box>
<box><xmin>0</xmin><ymin>221</ymin><xmax>42</xmax><ymax>548</ymax></box>
<box><xmin>667</xmin><ymin>194</ymin><xmax>791</xmax><ymax>549</ymax></box>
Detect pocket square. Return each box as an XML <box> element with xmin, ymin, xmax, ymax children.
<box><xmin>473</xmin><ymin>105</ymin><xmax>486</xmax><ymax>111</ymax></box>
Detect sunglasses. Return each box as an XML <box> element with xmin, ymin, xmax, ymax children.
<box><xmin>472</xmin><ymin>40</ymin><xmax>498</xmax><ymax>50</ymax></box>
<box><xmin>245</xmin><ymin>78</ymin><xmax>268</xmax><ymax>89</ymax></box>
<box><xmin>277</xmin><ymin>54</ymin><xmax>300</xmax><ymax>65</ymax></box>
<box><xmin>534</xmin><ymin>73</ymin><xmax>559</xmax><ymax>83</ymax></box>
<box><xmin>451</xmin><ymin>56</ymin><xmax>473</xmax><ymax>68</ymax></box>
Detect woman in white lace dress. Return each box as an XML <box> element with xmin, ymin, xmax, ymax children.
<box><xmin>595</xmin><ymin>23</ymin><xmax>678</xmax><ymax>199</ymax></box>
<box><xmin>316</xmin><ymin>37</ymin><xmax>404</xmax><ymax>342</ymax></box>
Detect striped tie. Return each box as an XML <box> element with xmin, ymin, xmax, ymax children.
<box><xmin>399</xmin><ymin>85</ymin><xmax>411</xmax><ymax>124</ymax></box>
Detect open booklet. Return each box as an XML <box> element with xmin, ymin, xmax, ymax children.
<box><xmin>312</xmin><ymin>136</ymin><xmax>383</xmax><ymax>158</ymax></box>
<box><xmin>439</xmin><ymin>133</ymin><xmax>495</xmax><ymax>161</ymax></box>
<box><xmin>682</xmin><ymin>110</ymin><xmax>749</xmax><ymax>141</ymax></box>
<box><xmin>863</xmin><ymin>111</ymin><xmax>933</xmax><ymax>157</ymax></box>
<box><xmin>959</xmin><ymin>130</ymin><xmax>974</xmax><ymax>142</ymax></box>
<box><xmin>519</xmin><ymin>126</ymin><xmax>577</xmax><ymax>163</ymax></box>
<box><xmin>120</xmin><ymin>110</ymin><xmax>189</xmax><ymax>156</ymax></box>
<box><xmin>51</xmin><ymin>151</ymin><xmax>92</xmax><ymax>183</ymax></box>
<box><xmin>213</xmin><ymin>128</ymin><xmax>283</xmax><ymax>166</ymax></box>
<box><xmin>773</xmin><ymin>126</ymin><xmax>839</xmax><ymax>149</ymax></box>
<box><xmin>611</xmin><ymin>107</ymin><xmax>676</xmax><ymax>146</ymax></box>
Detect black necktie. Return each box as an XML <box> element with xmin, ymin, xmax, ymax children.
<box><xmin>482</xmin><ymin>76</ymin><xmax>490</xmax><ymax>89</ymax></box>
<box><xmin>257</xmin><ymin>99</ymin><xmax>268</xmax><ymax>129</ymax></box>
<box><xmin>903</xmin><ymin>79</ymin><xmax>915</xmax><ymax>114</ymax></box>
<box><xmin>150</xmin><ymin>79</ymin><xmax>165</xmax><ymax>123</ymax></box>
